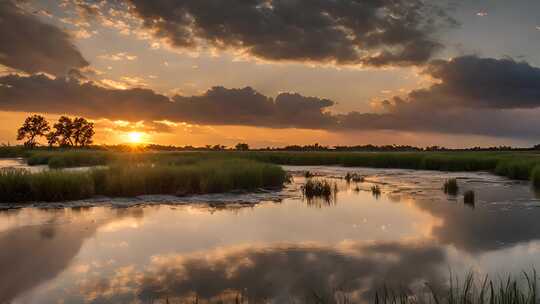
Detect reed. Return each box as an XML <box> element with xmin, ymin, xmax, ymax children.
<box><xmin>464</xmin><ymin>190</ymin><xmax>475</xmax><ymax>205</ymax></box>
<box><xmin>0</xmin><ymin>159</ymin><xmax>286</xmax><ymax>203</ymax></box>
<box><xmin>12</xmin><ymin>150</ymin><xmax>540</xmax><ymax>187</ymax></box>
<box><xmin>371</xmin><ymin>185</ymin><xmax>381</xmax><ymax>196</ymax></box>
<box><xmin>301</xmin><ymin>179</ymin><xmax>337</xmax><ymax>201</ymax></box>
<box><xmin>374</xmin><ymin>271</ymin><xmax>537</xmax><ymax>304</ymax></box>
<box><xmin>443</xmin><ymin>178</ymin><xmax>459</xmax><ymax>195</ymax></box>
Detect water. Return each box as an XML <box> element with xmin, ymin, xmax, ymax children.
<box><xmin>2</xmin><ymin>164</ymin><xmax>540</xmax><ymax>303</ymax></box>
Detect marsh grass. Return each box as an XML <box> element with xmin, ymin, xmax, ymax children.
<box><xmin>153</xmin><ymin>271</ymin><xmax>539</xmax><ymax>304</ymax></box>
<box><xmin>0</xmin><ymin>159</ymin><xmax>286</xmax><ymax>203</ymax></box>
<box><xmin>464</xmin><ymin>190</ymin><xmax>475</xmax><ymax>206</ymax></box>
<box><xmin>14</xmin><ymin>150</ymin><xmax>540</xmax><ymax>187</ymax></box>
<box><xmin>27</xmin><ymin>150</ymin><xmax>113</xmax><ymax>168</ymax></box>
<box><xmin>443</xmin><ymin>179</ymin><xmax>459</xmax><ymax>195</ymax></box>
<box><xmin>374</xmin><ymin>271</ymin><xmax>538</xmax><ymax>304</ymax></box>
<box><xmin>301</xmin><ymin>179</ymin><xmax>338</xmax><ymax>205</ymax></box>
<box><xmin>345</xmin><ymin>172</ymin><xmax>365</xmax><ymax>183</ymax></box>
<box><xmin>530</xmin><ymin>165</ymin><xmax>540</xmax><ymax>188</ymax></box>
<box><xmin>371</xmin><ymin>185</ymin><xmax>381</xmax><ymax>197</ymax></box>
<box><xmin>304</xmin><ymin>171</ymin><xmax>315</xmax><ymax>178</ymax></box>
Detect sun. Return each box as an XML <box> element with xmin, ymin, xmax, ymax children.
<box><xmin>127</xmin><ymin>132</ymin><xmax>144</xmax><ymax>144</ymax></box>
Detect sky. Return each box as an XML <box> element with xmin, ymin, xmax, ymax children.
<box><xmin>1</xmin><ymin>0</ymin><xmax>540</xmax><ymax>148</ymax></box>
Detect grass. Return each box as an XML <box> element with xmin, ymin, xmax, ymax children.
<box><xmin>7</xmin><ymin>150</ymin><xmax>540</xmax><ymax>187</ymax></box>
<box><xmin>0</xmin><ymin>159</ymin><xmax>286</xmax><ymax>203</ymax></box>
<box><xmin>301</xmin><ymin>179</ymin><xmax>338</xmax><ymax>203</ymax></box>
<box><xmin>26</xmin><ymin>150</ymin><xmax>113</xmax><ymax>168</ymax></box>
<box><xmin>371</xmin><ymin>185</ymin><xmax>381</xmax><ymax>197</ymax></box>
<box><xmin>153</xmin><ymin>271</ymin><xmax>538</xmax><ymax>304</ymax></box>
<box><xmin>374</xmin><ymin>271</ymin><xmax>537</xmax><ymax>304</ymax></box>
<box><xmin>443</xmin><ymin>178</ymin><xmax>459</xmax><ymax>195</ymax></box>
<box><xmin>345</xmin><ymin>172</ymin><xmax>365</xmax><ymax>183</ymax></box>
<box><xmin>464</xmin><ymin>190</ymin><xmax>476</xmax><ymax>205</ymax></box>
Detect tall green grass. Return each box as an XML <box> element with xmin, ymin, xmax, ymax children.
<box><xmin>0</xmin><ymin>159</ymin><xmax>286</xmax><ymax>203</ymax></box>
<box><xmin>26</xmin><ymin>150</ymin><xmax>113</xmax><ymax>168</ymax></box>
<box><xmin>443</xmin><ymin>178</ymin><xmax>459</xmax><ymax>195</ymax></box>
<box><xmin>374</xmin><ymin>271</ymin><xmax>537</xmax><ymax>304</ymax></box>
<box><xmin>10</xmin><ymin>150</ymin><xmax>540</xmax><ymax>186</ymax></box>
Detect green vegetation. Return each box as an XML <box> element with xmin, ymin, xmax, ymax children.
<box><xmin>0</xmin><ymin>159</ymin><xmax>286</xmax><ymax>203</ymax></box>
<box><xmin>374</xmin><ymin>271</ymin><xmax>537</xmax><ymax>304</ymax></box>
<box><xmin>4</xmin><ymin>149</ymin><xmax>540</xmax><ymax>186</ymax></box>
<box><xmin>371</xmin><ymin>185</ymin><xmax>381</xmax><ymax>196</ymax></box>
<box><xmin>26</xmin><ymin>150</ymin><xmax>113</xmax><ymax>168</ymax></box>
<box><xmin>301</xmin><ymin>179</ymin><xmax>337</xmax><ymax>202</ymax></box>
<box><xmin>464</xmin><ymin>190</ymin><xmax>476</xmax><ymax>205</ymax></box>
<box><xmin>345</xmin><ymin>172</ymin><xmax>365</xmax><ymax>183</ymax></box>
<box><xmin>443</xmin><ymin>178</ymin><xmax>459</xmax><ymax>195</ymax></box>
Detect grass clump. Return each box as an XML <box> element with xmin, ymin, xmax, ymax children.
<box><xmin>0</xmin><ymin>159</ymin><xmax>286</xmax><ymax>203</ymax></box>
<box><xmin>301</xmin><ymin>179</ymin><xmax>337</xmax><ymax>203</ymax></box>
<box><xmin>443</xmin><ymin>178</ymin><xmax>459</xmax><ymax>195</ymax></box>
<box><xmin>464</xmin><ymin>190</ymin><xmax>475</xmax><ymax>205</ymax></box>
<box><xmin>374</xmin><ymin>271</ymin><xmax>537</xmax><ymax>304</ymax></box>
<box><xmin>530</xmin><ymin>165</ymin><xmax>540</xmax><ymax>188</ymax></box>
<box><xmin>27</xmin><ymin>150</ymin><xmax>112</xmax><ymax>168</ymax></box>
<box><xmin>371</xmin><ymin>185</ymin><xmax>381</xmax><ymax>197</ymax></box>
<box><xmin>304</xmin><ymin>171</ymin><xmax>314</xmax><ymax>178</ymax></box>
<box><xmin>345</xmin><ymin>172</ymin><xmax>364</xmax><ymax>183</ymax></box>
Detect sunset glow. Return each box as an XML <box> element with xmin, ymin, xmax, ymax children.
<box><xmin>126</xmin><ymin>132</ymin><xmax>145</xmax><ymax>144</ymax></box>
<box><xmin>1</xmin><ymin>0</ymin><xmax>540</xmax><ymax>148</ymax></box>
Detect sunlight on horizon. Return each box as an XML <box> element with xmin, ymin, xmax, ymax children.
<box><xmin>126</xmin><ymin>131</ymin><xmax>147</xmax><ymax>144</ymax></box>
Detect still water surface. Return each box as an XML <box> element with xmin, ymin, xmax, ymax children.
<box><xmin>2</xmin><ymin>162</ymin><xmax>540</xmax><ymax>303</ymax></box>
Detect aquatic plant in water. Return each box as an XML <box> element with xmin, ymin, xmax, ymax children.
<box><xmin>371</xmin><ymin>185</ymin><xmax>381</xmax><ymax>197</ymax></box>
<box><xmin>464</xmin><ymin>190</ymin><xmax>475</xmax><ymax>205</ymax></box>
<box><xmin>345</xmin><ymin>172</ymin><xmax>365</xmax><ymax>183</ymax></box>
<box><xmin>301</xmin><ymin>179</ymin><xmax>338</xmax><ymax>205</ymax></box>
<box><xmin>444</xmin><ymin>178</ymin><xmax>459</xmax><ymax>195</ymax></box>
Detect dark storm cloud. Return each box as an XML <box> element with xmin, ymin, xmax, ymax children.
<box><xmin>0</xmin><ymin>74</ymin><xmax>336</xmax><ymax>129</ymax></box>
<box><xmin>0</xmin><ymin>1</ymin><xmax>89</xmax><ymax>75</ymax></box>
<box><xmin>408</xmin><ymin>56</ymin><xmax>540</xmax><ymax>109</ymax></box>
<box><xmin>122</xmin><ymin>0</ymin><xmax>455</xmax><ymax>66</ymax></box>
<box><xmin>172</xmin><ymin>88</ymin><xmax>336</xmax><ymax>128</ymax></box>
<box><xmin>336</xmin><ymin>55</ymin><xmax>540</xmax><ymax>137</ymax></box>
<box><xmin>2</xmin><ymin>55</ymin><xmax>540</xmax><ymax>139</ymax></box>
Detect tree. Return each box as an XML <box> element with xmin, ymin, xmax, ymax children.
<box><xmin>47</xmin><ymin>116</ymin><xmax>95</xmax><ymax>147</ymax></box>
<box><xmin>72</xmin><ymin>117</ymin><xmax>95</xmax><ymax>147</ymax></box>
<box><xmin>16</xmin><ymin>115</ymin><xmax>50</xmax><ymax>148</ymax></box>
<box><xmin>49</xmin><ymin>116</ymin><xmax>75</xmax><ymax>147</ymax></box>
<box><xmin>235</xmin><ymin>143</ymin><xmax>249</xmax><ymax>151</ymax></box>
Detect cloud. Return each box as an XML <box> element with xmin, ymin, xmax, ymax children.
<box><xmin>2</xmin><ymin>55</ymin><xmax>540</xmax><ymax>139</ymax></box>
<box><xmin>98</xmin><ymin>52</ymin><xmax>138</xmax><ymax>61</ymax></box>
<box><xmin>0</xmin><ymin>74</ymin><xmax>336</xmax><ymax>129</ymax></box>
<box><xmin>101</xmin><ymin>0</ymin><xmax>456</xmax><ymax>66</ymax></box>
<box><xmin>335</xmin><ymin>55</ymin><xmax>540</xmax><ymax>138</ymax></box>
<box><xmin>0</xmin><ymin>1</ymin><xmax>89</xmax><ymax>75</ymax></box>
<box><xmin>78</xmin><ymin>241</ymin><xmax>447</xmax><ymax>303</ymax></box>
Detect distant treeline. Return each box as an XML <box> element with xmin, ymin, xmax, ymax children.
<box><xmin>97</xmin><ymin>143</ymin><xmax>540</xmax><ymax>152</ymax></box>
<box><xmin>2</xmin><ymin>142</ymin><xmax>540</xmax><ymax>153</ymax></box>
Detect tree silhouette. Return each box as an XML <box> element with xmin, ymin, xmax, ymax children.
<box><xmin>48</xmin><ymin>116</ymin><xmax>74</xmax><ymax>147</ymax></box>
<box><xmin>45</xmin><ymin>116</ymin><xmax>95</xmax><ymax>147</ymax></box>
<box><xmin>72</xmin><ymin>117</ymin><xmax>94</xmax><ymax>147</ymax></box>
<box><xmin>16</xmin><ymin>115</ymin><xmax>50</xmax><ymax>148</ymax></box>
<box><xmin>235</xmin><ymin>143</ymin><xmax>249</xmax><ymax>151</ymax></box>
